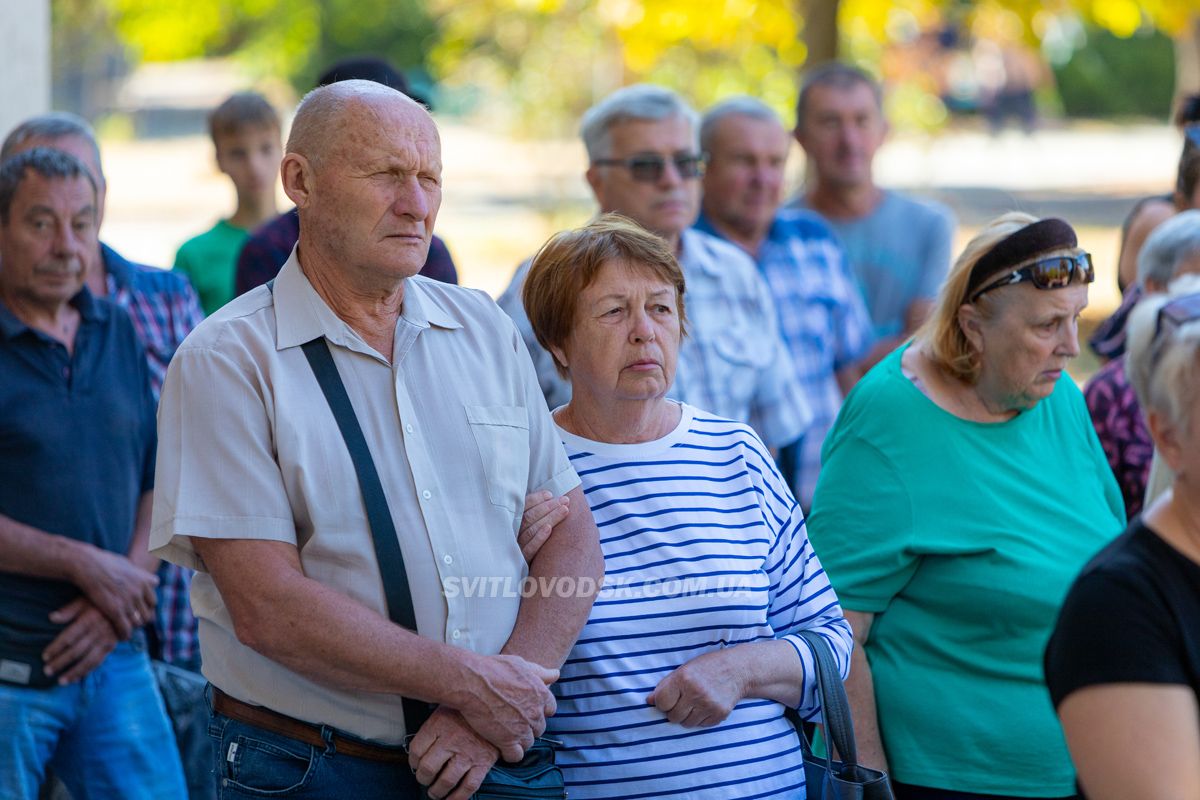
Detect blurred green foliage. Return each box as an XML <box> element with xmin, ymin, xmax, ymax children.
<box><xmin>55</xmin><ymin>0</ymin><xmax>436</xmax><ymax>91</ymax></box>
<box><xmin>50</xmin><ymin>0</ymin><xmax>1200</xmax><ymax>133</ymax></box>
<box><xmin>1053</xmin><ymin>27</ymin><xmax>1176</xmax><ymax>118</ymax></box>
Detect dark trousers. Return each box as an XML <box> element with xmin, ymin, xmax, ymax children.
<box><xmin>892</xmin><ymin>781</ymin><xmax>1080</xmax><ymax>800</ymax></box>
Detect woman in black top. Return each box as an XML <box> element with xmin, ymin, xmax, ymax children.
<box><xmin>1045</xmin><ymin>277</ymin><xmax>1200</xmax><ymax>798</ymax></box>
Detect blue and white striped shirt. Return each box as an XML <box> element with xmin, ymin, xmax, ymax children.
<box><xmin>549</xmin><ymin>404</ymin><xmax>852</xmax><ymax>799</ymax></box>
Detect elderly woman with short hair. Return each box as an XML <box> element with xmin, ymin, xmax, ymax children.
<box><xmin>807</xmin><ymin>212</ymin><xmax>1125</xmax><ymax>799</ymax></box>
<box><xmin>1045</xmin><ymin>276</ymin><xmax>1200</xmax><ymax>799</ymax></box>
<box><xmin>1084</xmin><ymin>210</ymin><xmax>1200</xmax><ymax>519</ymax></box>
<box><xmin>522</xmin><ymin>213</ymin><xmax>851</xmax><ymax>799</ymax></box>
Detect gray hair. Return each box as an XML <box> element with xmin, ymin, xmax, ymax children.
<box><xmin>1126</xmin><ymin>273</ymin><xmax>1200</xmax><ymax>436</ymax></box>
<box><xmin>0</xmin><ymin>147</ymin><xmax>98</xmax><ymax>223</ymax></box>
<box><xmin>1</xmin><ymin>112</ymin><xmax>104</xmax><ymax>185</ymax></box>
<box><xmin>580</xmin><ymin>84</ymin><xmax>699</xmax><ymax>162</ymax></box>
<box><xmin>700</xmin><ymin>96</ymin><xmax>782</xmax><ymax>154</ymax></box>
<box><xmin>795</xmin><ymin>61</ymin><xmax>882</xmax><ymax>130</ymax></box>
<box><xmin>1137</xmin><ymin>209</ymin><xmax>1200</xmax><ymax>289</ymax></box>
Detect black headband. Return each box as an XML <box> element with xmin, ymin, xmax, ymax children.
<box><xmin>965</xmin><ymin>218</ymin><xmax>1078</xmax><ymax>299</ymax></box>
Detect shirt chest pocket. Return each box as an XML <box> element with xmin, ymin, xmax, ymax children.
<box><xmin>710</xmin><ymin>332</ymin><xmax>774</xmax><ymax>392</ymax></box>
<box><xmin>464</xmin><ymin>404</ymin><xmax>530</xmax><ymax>513</ymax></box>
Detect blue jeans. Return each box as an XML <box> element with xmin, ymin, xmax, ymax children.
<box><xmin>208</xmin><ymin>700</ymin><xmax>421</xmax><ymax>798</ymax></box>
<box><xmin>0</xmin><ymin>639</ymin><xmax>188</xmax><ymax>800</ymax></box>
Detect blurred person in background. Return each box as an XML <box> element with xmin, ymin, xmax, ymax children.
<box><xmin>1112</xmin><ymin>94</ymin><xmax>1200</xmax><ymax>297</ymax></box>
<box><xmin>1</xmin><ymin>116</ymin><xmax>207</xmax><ymax>758</ymax></box>
<box><xmin>695</xmin><ymin>96</ymin><xmax>873</xmax><ymax>509</ymax></box>
<box><xmin>174</xmin><ymin>91</ymin><xmax>281</xmax><ymax>315</ymax></box>
<box><xmin>1</xmin><ymin>113</ymin><xmax>205</xmax><ymax>399</ymax></box>
<box><xmin>522</xmin><ymin>213</ymin><xmax>852</xmax><ymax>798</ymax></box>
<box><xmin>808</xmin><ymin>213</ymin><xmax>1124</xmax><ymax>799</ymax></box>
<box><xmin>1090</xmin><ymin>96</ymin><xmax>1200</xmax><ymax>361</ymax></box>
<box><xmin>1045</xmin><ymin>275</ymin><xmax>1200</xmax><ymax>799</ymax></box>
<box><xmin>0</xmin><ymin>148</ymin><xmax>185</xmax><ymax>800</ymax></box>
<box><xmin>793</xmin><ymin>62</ymin><xmax>955</xmax><ymax>363</ymax></box>
<box><xmin>499</xmin><ymin>84</ymin><xmax>810</xmax><ymax>457</ymax></box>
<box><xmin>232</xmin><ymin>56</ymin><xmax>457</xmax><ymax>297</ymax></box>
<box><xmin>4</xmin><ymin>110</ymin><xmax>209</xmax><ymax>800</ymax></box>
<box><xmin>1085</xmin><ymin>210</ymin><xmax>1200</xmax><ymax>520</ymax></box>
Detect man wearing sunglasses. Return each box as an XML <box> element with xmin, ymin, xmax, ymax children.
<box><xmin>792</xmin><ymin>62</ymin><xmax>955</xmax><ymax>362</ymax></box>
<box><xmin>499</xmin><ymin>84</ymin><xmax>810</xmax><ymax>456</ymax></box>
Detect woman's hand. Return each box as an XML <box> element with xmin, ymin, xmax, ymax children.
<box><xmin>648</xmin><ymin>648</ymin><xmax>748</xmax><ymax>727</ymax></box>
<box><xmin>517</xmin><ymin>491</ymin><xmax>570</xmax><ymax>564</ymax></box>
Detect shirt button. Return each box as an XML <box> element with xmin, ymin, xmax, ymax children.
<box><xmin>422</xmin><ymin>490</ymin><xmax>432</xmax><ymax>500</ymax></box>
<box><xmin>405</xmin><ymin>424</ymin><xmax>414</xmax><ymax>434</ymax></box>
<box><xmin>451</xmin><ymin>629</ymin><xmax>461</xmax><ymax>640</ymax></box>
<box><xmin>443</xmin><ymin>554</ymin><xmax>453</xmax><ymax>565</ymax></box>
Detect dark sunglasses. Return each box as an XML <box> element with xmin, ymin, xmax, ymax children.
<box><xmin>1152</xmin><ymin>292</ymin><xmax>1200</xmax><ymax>354</ymax></box>
<box><xmin>1149</xmin><ymin>292</ymin><xmax>1200</xmax><ymax>369</ymax></box>
<box><xmin>592</xmin><ymin>153</ymin><xmax>707</xmax><ymax>183</ymax></box>
<box><xmin>970</xmin><ymin>252</ymin><xmax>1095</xmax><ymax>302</ymax></box>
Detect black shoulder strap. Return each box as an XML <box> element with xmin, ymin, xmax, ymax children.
<box><xmin>798</xmin><ymin>628</ymin><xmax>859</xmax><ymax>769</ymax></box>
<box><xmin>300</xmin><ymin>336</ymin><xmax>430</xmax><ymax>732</ymax></box>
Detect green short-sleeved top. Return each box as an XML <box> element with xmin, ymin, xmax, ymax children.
<box><xmin>172</xmin><ymin>220</ymin><xmax>249</xmax><ymax>315</ymax></box>
<box><xmin>807</xmin><ymin>343</ymin><xmax>1124</xmax><ymax>796</ymax></box>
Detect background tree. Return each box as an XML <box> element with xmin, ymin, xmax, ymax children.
<box><xmin>48</xmin><ymin>0</ymin><xmax>1200</xmax><ymax>131</ymax></box>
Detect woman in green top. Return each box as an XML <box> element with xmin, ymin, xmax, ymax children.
<box><xmin>807</xmin><ymin>212</ymin><xmax>1125</xmax><ymax>799</ymax></box>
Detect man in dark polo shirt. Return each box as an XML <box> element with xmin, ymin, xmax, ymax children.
<box><xmin>0</xmin><ymin>148</ymin><xmax>185</xmax><ymax>798</ymax></box>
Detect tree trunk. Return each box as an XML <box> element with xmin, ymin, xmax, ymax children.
<box><xmin>1175</xmin><ymin>15</ymin><xmax>1200</xmax><ymax>118</ymax></box>
<box><xmin>803</xmin><ymin>0</ymin><xmax>840</xmax><ymax>68</ymax></box>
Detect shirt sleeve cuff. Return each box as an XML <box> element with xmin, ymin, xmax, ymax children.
<box><xmin>150</xmin><ymin>515</ymin><xmax>297</xmax><ymax>572</ymax></box>
<box><xmin>533</xmin><ymin>465</ymin><xmax>581</xmax><ymax>499</ymax></box>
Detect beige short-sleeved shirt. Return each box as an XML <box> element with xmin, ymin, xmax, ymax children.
<box><xmin>150</xmin><ymin>253</ymin><xmax>579</xmax><ymax>744</ymax></box>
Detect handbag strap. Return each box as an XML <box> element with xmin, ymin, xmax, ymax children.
<box><xmin>798</xmin><ymin>629</ymin><xmax>859</xmax><ymax>769</ymax></box>
<box><xmin>300</xmin><ymin>336</ymin><xmax>431</xmax><ymax>733</ymax></box>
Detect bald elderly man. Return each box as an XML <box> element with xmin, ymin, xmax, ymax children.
<box><xmin>150</xmin><ymin>80</ymin><xmax>602</xmax><ymax>800</ymax></box>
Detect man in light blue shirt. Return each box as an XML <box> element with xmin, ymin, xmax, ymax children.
<box><xmin>792</xmin><ymin>63</ymin><xmax>955</xmax><ymax>355</ymax></box>
<box><xmin>498</xmin><ymin>84</ymin><xmax>810</xmax><ymax>451</ymax></box>
<box><xmin>697</xmin><ymin>97</ymin><xmax>873</xmax><ymax>508</ymax></box>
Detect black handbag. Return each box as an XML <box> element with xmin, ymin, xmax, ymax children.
<box><xmin>302</xmin><ymin>339</ymin><xmax>566</xmax><ymax>800</ymax></box>
<box><xmin>435</xmin><ymin>737</ymin><xmax>564</xmax><ymax>800</ymax></box>
<box><xmin>796</xmin><ymin>630</ymin><xmax>895</xmax><ymax>800</ymax></box>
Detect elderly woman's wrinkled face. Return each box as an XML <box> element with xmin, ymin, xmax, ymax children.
<box><xmin>972</xmin><ymin>282</ymin><xmax>1089</xmax><ymax>411</ymax></box>
<box><xmin>553</xmin><ymin>259</ymin><xmax>682</xmax><ymax>405</ymax></box>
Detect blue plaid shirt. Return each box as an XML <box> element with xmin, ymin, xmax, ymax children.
<box><xmin>696</xmin><ymin>210</ymin><xmax>873</xmax><ymax>509</ymax></box>
<box><xmin>498</xmin><ymin>227</ymin><xmax>810</xmax><ymax>449</ymax></box>
<box><xmin>103</xmin><ymin>243</ymin><xmax>205</xmax><ymax>669</ymax></box>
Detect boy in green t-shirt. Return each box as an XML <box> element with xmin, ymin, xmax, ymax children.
<box><xmin>174</xmin><ymin>91</ymin><xmax>281</xmax><ymax>314</ymax></box>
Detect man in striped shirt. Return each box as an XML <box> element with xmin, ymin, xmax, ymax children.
<box><xmin>696</xmin><ymin>97</ymin><xmax>873</xmax><ymax>509</ymax></box>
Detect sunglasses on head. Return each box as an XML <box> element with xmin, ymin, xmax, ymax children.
<box><xmin>1154</xmin><ymin>291</ymin><xmax>1200</xmax><ymax>343</ymax></box>
<box><xmin>592</xmin><ymin>153</ymin><xmax>707</xmax><ymax>183</ymax></box>
<box><xmin>1149</xmin><ymin>292</ymin><xmax>1200</xmax><ymax>369</ymax></box>
<box><xmin>969</xmin><ymin>252</ymin><xmax>1095</xmax><ymax>302</ymax></box>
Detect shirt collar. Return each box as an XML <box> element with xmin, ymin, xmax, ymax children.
<box><xmin>678</xmin><ymin>227</ymin><xmax>721</xmax><ymax>277</ymax></box>
<box><xmin>100</xmin><ymin>242</ymin><xmax>132</xmax><ymax>291</ymax></box>
<box><xmin>694</xmin><ymin>210</ymin><xmax>786</xmax><ymax>250</ymax></box>
<box><xmin>273</xmin><ymin>247</ymin><xmax>462</xmax><ymax>356</ymax></box>
<box><xmin>0</xmin><ymin>285</ymin><xmax>105</xmax><ymax>341</ymax></box>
